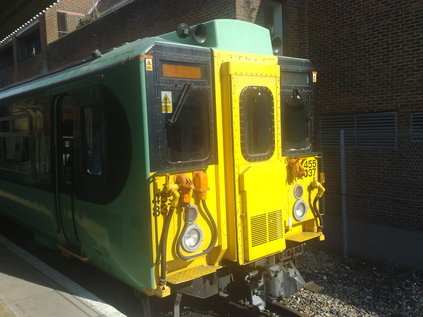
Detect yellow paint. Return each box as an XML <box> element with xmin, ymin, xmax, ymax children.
<box><xmin>144</xmin><ymin>285</ymin><xmax>171</xmax><ymax>298</ymax></box>
<box><xmin>149</xmin><ymin>166</ymin><xmax>227</xmax><ymax>292</ymax></box>
<box><xmin>146</xmin><ymin>50</ymin><xmax>325</xmax><ymax>296</ymax></box>
<box><xmin>58</xmin><ymin>245</ymin><xmax>88</xmax><ymax>262</ymax></box>
<box><xmin>215</xmin><ymin>51</ymin><xmax>287</xmax><ymax>264</ymax></box>
<box><xmin>166</xmin><ymin>265</ymin><xmax>221</xmax><ymax>284</ymax></box>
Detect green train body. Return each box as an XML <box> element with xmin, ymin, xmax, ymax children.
<box><xmin>0</xmin><ymin>20</ymin><xmax>325</xmax><ymax>311</ymax></box>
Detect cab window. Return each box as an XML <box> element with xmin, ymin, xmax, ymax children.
<box><xmin>166</xmin><ymin>87</ymin><xmax>210</xmax><ymax>163</ymax></box>
<box><xmin>282</xmin><ymin>89</ymin><xmax>311</xmax><ymax>152</ymax></box>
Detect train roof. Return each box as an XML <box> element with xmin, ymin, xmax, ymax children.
<box><xmin>0</xmin><ymin>19</ymin><xmax>274</xmax><ymax>101</ymax></box>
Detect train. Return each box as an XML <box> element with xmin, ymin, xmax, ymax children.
<box><xmin>0</xmin><ymin>19</ymin><xmax>325</xmax><ymax>315</ymax></box>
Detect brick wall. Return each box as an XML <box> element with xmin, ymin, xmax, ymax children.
<box><xmin>305</xmin><ymin>0</ymin><xmax>423</xmax><ymax>129</ymax></box>
<box><xmin>44</xmin><ymin>0</ymin><xmax>94</xmax><ymax>44</ymax></box>
<box><xmin>307</xmin><ymin>0</ymin><xmax>423</xmax><ymax>267</ymax></box>
<box><xmin>2</xmin><ymin>0</ymin><xmax>307</xmax><ymax>86</ymax></box>
<box><xmin>47</xmin><ymin>0</ymin><xmax>236</xmax><ymax>69</ymax></box>
<box><xmin>235</xmin><ymin>0</ymin><xmax>265</xmax><ymax>24</ymax></box>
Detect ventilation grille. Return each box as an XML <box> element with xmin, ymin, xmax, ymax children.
<box><xmin>251</xmin><ymin>214</ymin><xmax>267</xmax><ymax>247</ymax></box>
<box><xmin>320</xmin><ymin>112</ymin><xmax>397</xmax><ymax>148</ymax></box>
<box><xmin>268</xmin><ymin>210</ymin><xmax>283</xmax><ymax>242</ymax></box>
<box><xmin>251</xmin><ymin>210</ymin><xmax>283</xmax><ymax>247</ymax></box>
<box><xmin>411</xmin><ymin>113</ymin><xmax>423</xmax><ymax>142</ymax></box>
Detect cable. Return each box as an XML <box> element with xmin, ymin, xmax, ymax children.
<box><xmin>159</xmin><ymin>205</ymin><xmax>175</xmax><ymax>285</ymax></box>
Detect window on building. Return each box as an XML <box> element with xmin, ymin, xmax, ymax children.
<box><xmin>240</xmin><ymin>86</ymin><xmax>275</xmax><ymax>161</ymax></box>
<box><xmin>0</xmin><ymin>45</ymin><xmax>14</xmax><ymax>70</ymax></box>
<box><xmin>17</xmin><ymin>26</ymin><xmax>41</xmax><ymax>62</ymax></box>
<box><xmin>57</xmin><ymin>12</ymin><xmax>69</xmax><ymax>38</ymax></box>
<box><xmin>320</xmin><ymin>112</ymin><xmax>397</xmax><ymax>148</ymax></box>
<box><xmin>411</xmin><ymin>113</ymin><xmax>423</xmax><ymax>142</ymax></box>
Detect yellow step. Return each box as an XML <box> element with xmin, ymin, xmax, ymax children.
<box><xmin>286</xmin><ymin>232</ymin><xmax>324</xmax><ymax>243</ymax></box>
<box><xmin>167</xmin><ymin>265</ymin><xmax>221</xmax><ymax>284</ymax></box>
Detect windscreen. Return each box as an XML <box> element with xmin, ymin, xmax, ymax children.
<box><xmin>146</xmin><ymin>44</ymin><xmax>215</xmax><ymax>171</ymax></box>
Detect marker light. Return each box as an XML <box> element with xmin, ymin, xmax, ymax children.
<box><xmin>184</xmin><ymin>204</ymin><xmax>199</xmax><ymax>224</ymax></box>
<box><xmin>293</xmin><ymin>184</ymin><xmax>304</xmax><ymax>199</ymax></box>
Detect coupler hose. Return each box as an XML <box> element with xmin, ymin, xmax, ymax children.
<box><xmin>159</xmin><ymin>184</ymin><xmax>179</xmax><ymax>286</ymax></box>
<box><xmin>159</xmin><ymin>205</ymin><xmax>175</xmax><ymax>286</ymax></box>
<box><xmin>312</xmin><ymin>196</ymin><xmax>324</xmax><ymax>230</ymax></box>
<box><xmin>176</xmin><ymin>200</ymin><xmax>218</xmax><ymax>261</ymax></box>
<box><xmin>311</xmin><ymin>180</ymin><xmax>325</xmax><ymax>231</ymax></box>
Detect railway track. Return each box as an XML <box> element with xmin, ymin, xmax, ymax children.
<box><xmin>179</xmin><ymin>297</ymin><xmax>308</xmax><ymax>317</ymax></box>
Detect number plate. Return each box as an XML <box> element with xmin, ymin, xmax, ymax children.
<box><xmin>302</xmin><ymin>158</ymin><xmax>317</xmax><ymax>178</ymax></box>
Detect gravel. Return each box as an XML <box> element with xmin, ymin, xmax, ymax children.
<box><xmin>280</xmin><ymin>245</ymin><xmax>423</xmax><ymax>317</ymax></box>
<box><xmin>2</xmin><ymin>215</ymin><xmax>422</xmax><ymax>317</ymax></box>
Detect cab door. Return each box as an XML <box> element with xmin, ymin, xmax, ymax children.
<box><xmin>222</xmin><ymin>61</ymin><xmax>286</xmax><ymax>263</ymax></box>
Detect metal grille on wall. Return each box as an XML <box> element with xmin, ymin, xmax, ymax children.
<box><xmin>320</xmin><ymin>113</ymin><xmax>423</xmax><ymax>232</ymax></box>
<box><xmin>320</xmin><ymin>112</ymin><xmax>397</xmax><ymax>148</ymax></box>
<box><xmin>411</xmin><ymin>112</ymin><xmax>423</xmax><ymax>142</ymax></box>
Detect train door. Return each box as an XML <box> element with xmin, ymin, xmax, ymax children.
<box><xmin>222</xmin><ymin>61</ymin><xmax>286</xmax><ymax>263</ymax></box>
<box><xmin>53</xmin><ymin>95</ymin><xmax>80</xmax><ymax>248</ymax></box>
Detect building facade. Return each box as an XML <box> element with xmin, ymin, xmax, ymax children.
<box><xmin>0</xmin><ymin>0</ymin><xmax>422</xmax><ymax>268</ymax></box>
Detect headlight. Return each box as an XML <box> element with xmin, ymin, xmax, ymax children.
<box><xmin>293</xmin><ymin>184</ymin><xmax>304</xmax><ymax>199</ymax></box>
<box><xmin>181</xmin><ymin>224</ymin><xmax>203</xmax><ymax>253</ymax></box>
<box><xmin>293</xmin><ymin>199</ymin><xmax>307</xmax><ymax>221</ymax></box>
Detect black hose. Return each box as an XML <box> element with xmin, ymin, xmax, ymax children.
<box><xmin>312</xmin><ymin>197</ymin><xmax>324</xmax><ymax>230</ymax></box>
<box><xmin>176</xmin><ymin>200</ymin><xmax>218</xmax><ymax>261</ymax></box>
<box><xmin>160</xmin><ymin>205</ymin><xmax>175</xmax><ymax>285</ymax></box>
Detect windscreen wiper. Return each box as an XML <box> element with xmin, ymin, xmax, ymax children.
<box><xmin>168</xmin><ymin>83</ymin><xmax>192</xmax><ymax>125</ymax></box>
<box><xmin>293</xmin><ymin>88</ymin><xmax>312</xmax><ymax>121</ymax></box>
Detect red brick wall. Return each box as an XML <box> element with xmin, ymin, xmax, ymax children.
<box><xmin>305</xmin><ymin>0</ymin><xmax>423</xmax><ymax>128</ymax></box>
<box><xmin>235</xmin><ymin>0</ymin><xmax>265</xmax><ymax>24</ymax></box>
<box><xmin>47</xmin><ymin>0</ymin><xmax>236</xmax><ymax>69</ymax></box>
<box><xmin>44</xmin><ymin>0</ymin><xmax>94</xmax><ymax>44</ymax></box>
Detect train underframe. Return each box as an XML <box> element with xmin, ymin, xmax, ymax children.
<box><xmin>170</xmin><ymin>243</ymin><xmax>306</xmax><ymax>313</ymax></box>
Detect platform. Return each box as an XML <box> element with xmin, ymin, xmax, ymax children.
<box><xmin>0</xmin><ymin>235</ymin><xmax>126</xmax><ymax>317</ymax></box>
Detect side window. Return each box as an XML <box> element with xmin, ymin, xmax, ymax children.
<box><xmin>83</xmin><ymin>106</ymin><xmax>103</xmax><ymax>176</ymax></box>
<box><xmin>0</xmin><ymin>115</ymin><xmax>30</xmax><ymax>173</ymax></box>
<box><xmin>239</xmin><ymin>86</ymin><xmax>275</xmax><ymax>161</ymax></box>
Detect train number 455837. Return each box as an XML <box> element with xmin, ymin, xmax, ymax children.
<box><xmin>303</xmin><ymin>159</ymin><xmax>317</xmax><ymax>177</ymax></box>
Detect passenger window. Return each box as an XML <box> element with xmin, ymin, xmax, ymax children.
<box><xmin>12</xmin><ymin>117</ymin><xmax>29</xmax><ymax>133</ymax></box>
<box><xmin>15</xmin><ymin>136</ymin><xmax>29</xmax><ymax>163</ymax></box>
<box><xmin>239</xmin><ymin>86</ymin><xmax>275</xmax><ymax>161</ymax></box>
<box><xmin>0</xmin><ymin>114</ymin><xmax>31</xmax><ymax>173</ymax></box>
<box><xmin>83</xmin><ymin>106</ymin><xmax>103</xmax><ymax>176</ymax></box>
<box><xmin>0</xmin><ymin>120</ymin><xmax>10</xmax><ymax>133</ymax></box>
<box><xmin>61</xmin><ymin>111</ymin><xmax>74</xmax><ymax>137</ymax></box>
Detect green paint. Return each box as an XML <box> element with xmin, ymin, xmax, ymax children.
<box><xmin>160</xmin><ymin>19</ymin><xmax>273</xmax><ymax>55</ymax></box>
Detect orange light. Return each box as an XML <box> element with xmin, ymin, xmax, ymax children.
<box><xmin>162</xmin><ymin>63</ymin><xmax>202</xmax><ymax>79</ymax></box>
